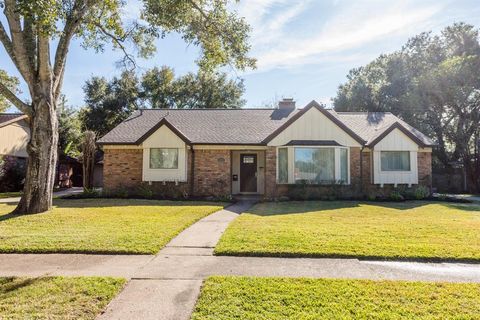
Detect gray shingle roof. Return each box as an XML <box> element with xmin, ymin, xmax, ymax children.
<box><xmin>328</xmin><ymin>111</ymin><xmax>435</xmax><ymax>146</ymax></box>
<box><xmin>97</xmin><ymin>108</ymin><xmax>300</xmax><ymax>145</ymax></box>
<box><xmin>97</xmin><ymin>106</ymin><xmax>435</xmax><ymax>146</ymax></box>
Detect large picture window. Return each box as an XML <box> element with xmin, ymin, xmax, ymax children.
<box><xmin>294</xmin><ymin>148</ymin><xmax>335</xmax><ymax>183</ymax></box>
<box><xmin>150</xmin><ymin>148</ymin><xmax>178</xmax><ymax>169</ymax></box>
<box><xmin>278</xmin><ymin>148</ymin><xmax>288</xmax><ymax>183</ymax></box>
<box><xmin>381</xmin><ymin>151</ymin><xmax>410</xmax><ymax>171</ymax></box>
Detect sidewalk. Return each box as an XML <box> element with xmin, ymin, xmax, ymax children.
<box><xmin>0</xmin><ymin>201</ymin><xmax>479</xmax><ymax>320</ymax></box>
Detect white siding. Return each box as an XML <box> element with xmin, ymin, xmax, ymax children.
<box><xmin>268</xmin><ymin>108</ymin><xmax>362</xmax><ymax>147</ymax></box>
<box><xmin>0</xmin><ymin>120</ymin><xmax>30</xmax><ymax>158</ymax></box>
<box><xmin>142</xmin><ymin>125</ymin><xmax>188</xmax><ymax>182</ymax></box>
<box><xmin>373</xmin><ymin>128</ymin><xmax>419</xmax><ymax>185</ymax></box>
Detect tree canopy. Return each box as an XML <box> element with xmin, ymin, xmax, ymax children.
<box><xmin>80</xmin><ymin>67</ymin><xmax>245</xmax><ymax>135</ymax></box>
<box><xmin>0</xmin><ymin>0</ymin><xmax>256</xmax><ymax>213</ymax></box>
<box><xmin>333</xmin><ymin>22</ymin><xmax>480</xmax><ymax>191</ymax></box>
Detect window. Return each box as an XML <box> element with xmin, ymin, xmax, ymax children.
<box><xmin>294</xmin><ymin>148</ymin><xmax>335</xmax><ymax>183</ymax></box>
<box><xmin>340</xmin><ymin>148</ymin><xmax>348</xmax><ymax>183</ymax></box>
<box><xmin>278</xmin><ymin>148</ymin><xmax>288</xmax><ymax>183</ymax></box>
<box><xmin>150</xmin><ymin>148</ymin><xmax>178</xmax><ymax>169</ymax></box>
<box><xmin>381</xmin><ymin>151</ymin><xmax>410</xmax><ymax>171</ymax></box>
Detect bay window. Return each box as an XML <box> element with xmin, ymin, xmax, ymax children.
<box><xmin>150</xmin><ymin>148</ymin><xmax>178</xmax><ymax>169</ymax></box>
<box><xmin>277</xmin><ymin>146</ymin><xmax>349</xmax><ymax>184</ymax></box>
<box><xmin>380</xmin><ymin>151</ymin><xmax>410</xmax><ymax>171</ymax></box>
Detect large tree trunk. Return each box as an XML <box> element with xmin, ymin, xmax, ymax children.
<box><xmin>13</xmin><ymin>97</ymin><xmax>58</xmax><ymax>214</ymax></box>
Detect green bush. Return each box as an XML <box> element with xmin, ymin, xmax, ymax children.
<box><xmin>389</xmin><ymin>190</ymin><xmax>404</xmax><ymax>201</ymax></box>
<box><xmin>414</xmin><ymin>185</ymin><xmax>430</xmax><ymax>200</ymax></box>
<box><xmin>0</xmin><ymin>157</ymin><xmax>26</xmax><ymax>192</ymax></box>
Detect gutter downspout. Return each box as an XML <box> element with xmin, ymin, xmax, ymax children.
<box><xmin>190</xmin><ymin>146</ymin><xmax>195</xmax><ymax>198</ymax></box>
<box><xmin>360</xmin><ymin>146</ymin><xmax>365</xmax><ymax>195</ymax></box>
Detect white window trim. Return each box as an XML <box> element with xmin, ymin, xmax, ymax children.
<box><xmin>276</xmin><ymin>146</ymin><xmax>350</xmax><ymax>185</ymax></box>
<box><xmin>149</xmin><ymin>147</ymin><xmax>180</xmax><ymax>170</ymax></box>
<box><xmin>379</xmin><ymin>150</ymin><xmax>412</xmax><ymax>173</ymax></box>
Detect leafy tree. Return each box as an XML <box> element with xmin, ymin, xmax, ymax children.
<box><xmin>334</xmin><ymin>23</ymin><xmax>480</xmax><ymax>192</ymax></box>
<box><xmin>57</xmin><ymin>96</ymin><xmax>82</xmax><ymax>158</ymax></box>
<box><xmin>80</xmin><ymin>71</ymin><xmax>140</xmax><ymax>137</ymax></box>
<box><xmin>0</xmin><ymin>70</ymin><xmax>19</xmax><ymax>112</ymax></box>
<box><xmin>0</xmin><ymin>0</ymin><xmax>255</xmax><ymax>213</ymax></box>
<box><xmin>81</xmin><ymin>67</ymin><xmax>245</xmax><ymax>134</ymax></box>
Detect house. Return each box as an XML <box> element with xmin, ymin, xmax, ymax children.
<box><xmin>0</xmin><ymin>113</ymin><xmax>30</xmax><ymax>160</ymax></box>
<box><xmin>97</xmin><ymin>100</ymin><xmax>435</xmax><ymax>199</ymax></box>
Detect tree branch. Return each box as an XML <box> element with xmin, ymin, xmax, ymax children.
<box><xmin>0</xmin><ymin>81</ymin><xmax>31</xmax><ymax>115</ymax></box>
<box><xmin>95</xmin><ymin>23</ymin><xmax>136</xmax><ymax>70</ymax></box>
<box><xmin>4</xmin><ymin>0</ymin><xmax>35</xmax><ymax>84</ymax></box>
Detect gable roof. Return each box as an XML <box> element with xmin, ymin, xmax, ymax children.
<box><xmin>97</xmin><ymin>101</ymin><xmax>435</xmax><ymax>147</ymax></box>
<box><xmin>0</xmin><ymin>114</ymin><xmax>28</xmax><ymax>128</ymax></box>
<box><xmin>97</xmin><ymin>108</ymin><xmax>300</xmax><ymax>145</ymax></box>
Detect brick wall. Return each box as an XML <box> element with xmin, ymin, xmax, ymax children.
<box><xmin>418</xmin><ymin>151</ymin><xmax>432</xmax><ymax>188</ymax></box>
<box><xmin>193</xmin><ymin>149</ymin><xmax>231</xmax><ymax>197</ymax></box>
<box><xmin>103</xmin><ymin>148</ymin><xmax>143</xmax><ymax>190</ymax></box>
<box><xmin>265</xmin><ymin>147</ymin><xmax>277</xmax><ymax>198</ymax></box>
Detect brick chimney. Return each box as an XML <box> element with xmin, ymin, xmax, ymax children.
<box><xmin>278</xmin><ymin>98</ymin><xmax>296</xmax><ymax>110</ymax></box>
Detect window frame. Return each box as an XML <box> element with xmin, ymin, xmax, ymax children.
<box><xmin>149</xmin><ymin>148</ymin><xmax>179</xmax><ymax>170</ymax></box>
<box><xmin>380</xmin><ymin>151</ymin><xmax>411</xmax><ymax>172</ymax></box>
<box><xmin>276</xmin><ymin>146</ymin><xmax>350</xmax><ymax>185</ymax></box>
<box><xmin>277</xmin><ymin>147</ymin><xmax>289</xmax><ymax>184</ymax></box>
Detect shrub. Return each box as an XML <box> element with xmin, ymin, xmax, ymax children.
<box><xmin>0</xmin><ymin>157</ymin><xmax>27</xmax><ymax>192</ymax></box>
<box><xmin>414</xmin><ymin>185</ymin><xmax>430</xmax><ymax>200</ymax></box>
<box><xmin>136</xmin><ymin>184</ymin><xmax>154</xmax><ymax>199</ymax></box>
<box><xmin>389</xmin><ymin>190</ymin><xmax>404</xmax><ymax>201</ymax></box>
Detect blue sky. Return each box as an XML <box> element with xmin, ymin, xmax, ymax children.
<box><xmin>2</xmin><ymin>0</ymin><xmax>480</xmax><ymax>111</ymax></box>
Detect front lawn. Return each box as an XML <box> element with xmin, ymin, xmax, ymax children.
<box><xmin>215</xmin><ymin>201</ymin><xmax>480</xmax><ymax>261</ymax></box>
<box><xmin>0</xmin><ymin>192</ymin><xmax>22</xmax><ymax>199</ymax></box>
<box><xmin>0</xmin><ymin>276</ymin><xmax>125</xmax><ymax>319</ymax></box>
<box><xmin>192</xmin><ymin>276</ymin><xmax>480</xmax><ymax>320</ymax></box>
<box><xmin>0</xmin><ymin>199</ymin><xmax>225</xmax><ymax>254</ymax></box>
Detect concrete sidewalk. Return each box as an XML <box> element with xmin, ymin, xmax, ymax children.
<box><xmin>1</xmin><ymin>201</ymin><xmax>480</xmax><ymax>320</ymax></box>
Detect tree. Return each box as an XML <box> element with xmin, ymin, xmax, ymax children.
<box><xmin>333</xmin><ymin>22</ymin><xmax>480</xmax><ymax>192</ymax></box>
<box><xmin>81</xmin><ymin>130</ymin><xmax>96</xmax><ymax>190</ymax></box>
<box><xmin>79</xmin><ymin>71</ymin><xmax>140</xmax><ymax>137</ymax></box>
<box><xmin>0</xmin><ymin>70</ymin><xmax>19</xmax><ymax>112</ymax></box>
<box><xmin>0</xmin><ymin>0</ymin><xmax>255</xmax><ymax>213</ymax></box>
<box><xmin>57</xmin><ymin>96</ymin><xmax>82</xmax><ymax>157</ymax></box>
<box><xmin>81</xmin><ymin>67</ymin><xmax>246</xmax><ymax>134</ymax></box>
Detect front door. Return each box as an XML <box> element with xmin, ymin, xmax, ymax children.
<box><xmin>240</xmin><ymin>154</ymin><xmax>257</xmax><ymax>192</ymax></box>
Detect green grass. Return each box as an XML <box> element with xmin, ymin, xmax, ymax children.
<box><xmin>215</xmin><ymin>201</ymin><xmax>480</xmax><ymax>262</ymax></box>
<box><xmin>0</xmin><ymin>276</ymin><xmax>125</xmax><ymax>319</ymax></box>
<box><xmin>0</xmin><ymin>192</ymin><xmax>22</xmax><ymax>199</ymax></box>
<box><xmin>192</xmin><ymin>276</ymin><xmax>480</xmax><ymax>320</ymax></box>
<box><xmin>0</xmin><ymin>199</ymin><xmax>225</xmax><ymax>254</ymax></box>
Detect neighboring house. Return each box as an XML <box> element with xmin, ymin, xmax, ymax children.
<box><xmin>97</xmin><ymin>99</ymin><xmax>435</xmax><ymax>199</ymax></box>
<box><xmin>0</xmin><ymin>113</ymin><xmax>30</xmax><ymax>159</ymax></box>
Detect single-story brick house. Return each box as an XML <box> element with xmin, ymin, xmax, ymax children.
<box><xmin>97</xmin><ymin>99</ymin><xmax>435</xmax><ymax>199</ymax></box>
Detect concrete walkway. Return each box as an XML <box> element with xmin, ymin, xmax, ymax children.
<box><xmin>0</xmin><ymin>201</ymin><xmax>480</xmax><ymax>319</ymax></box>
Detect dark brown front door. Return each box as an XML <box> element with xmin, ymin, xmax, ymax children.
<box><xmin>240</xmin><ymin>154</ymin><xmax>257</xmax><ymax>192</ymax></box>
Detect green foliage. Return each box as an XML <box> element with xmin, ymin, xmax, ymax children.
<box><xmin>57</xmin><ymin>96</ymin><xmax>82</xmax><ymax>157</ymax></box>
<box><xmin>333</xmin><ymin>22</ymin><xmax>480</xmax><ymax>191</ymax></box>
<box><xmin>414</xmin><ymin>186</ymin><xmax>431</xmax><ymax>200</ymax></box>
<box><xmin>215</xmin><ymin>201</ymin><xmax>480</xmax><ymax>261</ymax></box>
<box><xmin>0</xmin><ymin>70</ymin><xmax>19</xmax><ymax>112</ymax></box>
<box><xmin>0</xmin><ymin>157</ymin><xmax>26</xmax><ymax>192</ymax></box>
<box><xmin>389</xmin><ymin>190</ymin><xmax>404</xmax><ymax>202</ymax></box>
<box><xmin>193</xmin><ymin>276</ymin><xmax>480</xmax><ymax>320</ymax></box>
<box><xmin>80</xmin><ymin>67</ymin><xmax>246</xmax><ymax>134</ymax></box>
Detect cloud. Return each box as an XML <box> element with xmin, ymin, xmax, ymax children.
<box><xmin>236</xmin><ymin>0</ymin><xmax>445</xmax><ymax>72</ymax></box>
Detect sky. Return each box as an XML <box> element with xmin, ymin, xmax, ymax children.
<box><xmin>2</xmin><ymin>0</ymin><xmax>480</xmax><ymax>112</ymax></box>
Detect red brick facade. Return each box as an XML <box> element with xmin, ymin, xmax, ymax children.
<box><xmin>103</xmin><ymin>149</ymin><xmax>142</xmax><ymax>190</ymax></box>
<box><xmin>193</xmin><ymin>149</ymin><xmax>231</xmax><ymax>197</ymax></box>
<box><xmin>103</xmin><ymin>146</ymin><xmax>432</xmax><ymax>199</ymax></box>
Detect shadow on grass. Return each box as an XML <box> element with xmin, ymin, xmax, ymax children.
<box><xmin>0</xmin><ymin>277</ymin><xmax>49</xmax><ymax>294</ymax></box>
<box><xmin>248</xmin><ymin>200</ymin><xmax>480</xmax><ymax>216</ymax></box>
